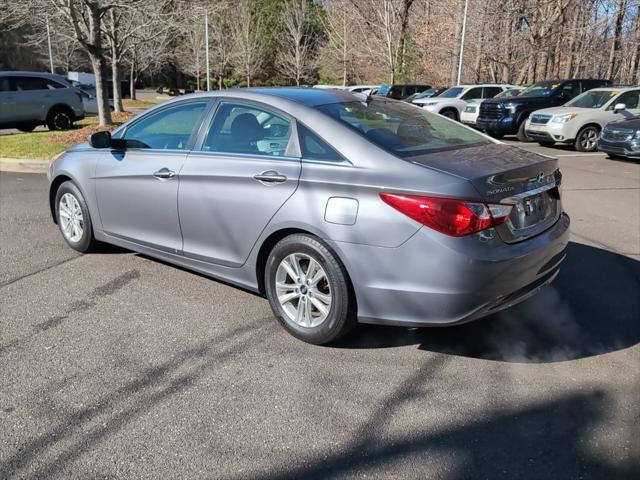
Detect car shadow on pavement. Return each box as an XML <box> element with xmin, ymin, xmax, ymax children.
<box><xmin>336</xmin><ymin>242</ymin><xmax>640</xmax><ymax>363</ymax></box>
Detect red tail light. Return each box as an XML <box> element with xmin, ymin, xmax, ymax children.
<box><xmin>380</xmin><ymin>193</ymin><xmax>512</xmax><ymax>237</ymax></box>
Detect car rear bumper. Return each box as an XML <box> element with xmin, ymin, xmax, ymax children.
<box><xmin>332</xmin><ymin>212</ymin><xmax>571</xmax><ymax>327</ymax></box>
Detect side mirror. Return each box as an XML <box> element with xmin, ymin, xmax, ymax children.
<box><xmin>613</xmin><ymin>103</ymin><xmax>626</xmax><ymax>113</ymax></box>
<box><xmin>89</xmin><ymin>130</ymin><xmax>113</xmax><ymax>148</ymax></box>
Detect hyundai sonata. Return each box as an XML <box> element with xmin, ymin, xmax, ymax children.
<box><xmin>48</xmin><ymin>88</ymin><xmax>569</xmax><ymax>344</ymax></box>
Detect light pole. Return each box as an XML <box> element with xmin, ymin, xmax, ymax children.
<box><xmin>46</xmin><ymin>15</ymin><xmax>54</xmax><ymax>73</ymax></box>
<box><xmin>456</xmin><ymin>0</ymin><xmax>468</xmax><ymax>85</ymax></box>
<box><xmin>205</xmin><ymin>12</ymin><xmax>210</xmax><ymax>91</ymax></box>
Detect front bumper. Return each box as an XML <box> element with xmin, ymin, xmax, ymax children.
<box><xmin>597</xmin><ymin>139</ymin><xmax>640</xmax><ymax>158</ymax></box>
<box><xmin>332</xmin><ymin>212</ymin><xmax>571</xmax><ymax>327</ymax></box>
<box><xmin>525</xmin><ymin>121</ymin><xmax>577</xmax><ymax>144</ymax></box>
<box><xmin>476</xmin><ymin>115</ymin><xmax>518</xmax><ymax>135</ymax></box>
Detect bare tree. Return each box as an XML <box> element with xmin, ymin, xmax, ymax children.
<box><xmin>50</xmin><ymin>0</ymin><xmax>115</xmax><ymax>125</ymax></box>
<box><xmin>279</xmin><ymin>0</ymin><xmax>316</xmax><ymax>86</ymax></box>
<box><xmin>230</xmin><ymin>0</ymin><xmax>265</xmax><ymax>87</ymax></box>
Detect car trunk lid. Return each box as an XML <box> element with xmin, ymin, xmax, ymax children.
<box><xmin>408</xmin><ymin>143</ymin><xmax>562</xmax><ymax>243</ymax></box>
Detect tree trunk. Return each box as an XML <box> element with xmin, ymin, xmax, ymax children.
<box><xmin>111</xmin><ymin>55</ymin><xmax>123</xmax><ymax>112</ymax></box>
<box><xmin>605</xmin><ymin>0</ymin><xmax>626</xmax><ymax>80</ymax></box>
<box><xmin>92</xmin><ymin>56</ymin><xmax>112</xmax><ymax>126</ymax></box>
<box><xmin>129</xmin><ymin>62</ymin><xmax>136</xmax><ymax>101</ymax></box>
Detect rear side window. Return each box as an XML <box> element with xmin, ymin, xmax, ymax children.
<box><xmin>14</xmin><ymin>77</ymin><xmax>52</xmax><ymax>91</ymax></box>
<box><xmin>203</xmin><ymin>102</ymin><xmax>292</xmax><ymax>157</ymax></box>
<box><xmin>123</xmin><ymin>101</ymin><xmax>208</xmax><ymax>150</ymax></box>
<box><xmin>298</xmin><ymin>124</ymin><xmax>344</xmax><ymax>162</ymax></box>
<box><xmin>461</xmin><ymin>87</ymin><xmax>483</xmax><ymax>100</ymax></box>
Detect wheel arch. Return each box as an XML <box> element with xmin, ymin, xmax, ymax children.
<box><xmin>46</xmin><ymin>102</ymin><xmax>75</xmax><ymax>119</ymax></box>
<box><xmin>49</xmin><ymin>173</ymin><xmax>89</xmax><ymax>224</ymax></box>
<box><xmin>577</xmin><ymin>122</ymin><xmax>602</xmax><ymax>133</ymax></box>
<box><xmin>254</xmin><ymin>228</ymin><xmax>357</xmax><ymax>316</ymax></box>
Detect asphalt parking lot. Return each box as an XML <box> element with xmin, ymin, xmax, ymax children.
<box><xmin>1</xmin><ymin>140</ymin><xmax>639</xmax><ymax>479</ymax></box>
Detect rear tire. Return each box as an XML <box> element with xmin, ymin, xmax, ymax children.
<box><xmin>516</xmin><ymin>120</ymin><xmax>533</xmax><ymax>142</ymax></box>
<box><xmin>574</xmin><ymin>125</ymin><xmax>599</xmax><ymax>152</ymax></box>
<box><xmin>55</xmin><ymin>181</ymin><xmax>100</xmax><ymax>253</ymax></box>
<box><xmin>47</xmin><ymin>107</ymin><xmax>74</xmax><ymax>131</ymax></box>
<box><xmin>265</xmin><ymin>234</ymin><xmax>355</xmax><ymax>345</ymax></box>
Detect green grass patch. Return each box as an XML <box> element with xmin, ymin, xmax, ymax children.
<box><xmin>0</xmin><ymin>115</ymin><xmax>132</xmax><ymax>160</ymax></box>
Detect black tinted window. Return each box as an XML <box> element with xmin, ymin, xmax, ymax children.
<box><xmin>15</xmin><ymin>77</ymin><xmax>50</xmax><ymax>91</ymax></box>
<box><xmin>123</xmin><ymin>101</ymin><xmax>208</xmax><ymax>150</ymax></box>
<box><xmin>388</xmin><ymin>86</ymin><xmax>404</xmax><ymax>99</ymax></box>
<box><xmin>559</xmin><ymin>81</ymin><xmax>581</xmax><ymax>99</ymax></box>
<box><xmin>0</xmin><ymin>77</ymin><xmax>12</xmax><ymax>92</ymax></box>
<box><xmin>615</xmin><ymin>90</ymin><xmax>639</xmax><ymax>109</ymax></box>
<box><xmin>298</xmin><ymin>124</ymin><xmax>344</xmax><ymax>162</ymax></box>
<box><xmin>203</xmin><ymin>102</ymin><xmax>292</xmax><ymax>156</ymax></box>
<box><xmin>461</xmin><ymin>87</ymin><xmax>483</xmax><ymax>100</ymax></box>
<box><xmin>483</xmin><ymin>87</ymin><xmax>502</xmax><ymax>98</ymax></box>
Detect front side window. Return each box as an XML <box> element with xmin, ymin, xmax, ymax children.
<box><xmin>566</xmin><ymin>90</ymin><xmax>618</xmax><ymax>109</ymax></box>
<box><xmin>613</xmin><ymin>90</ymin><xmax>640</xmax><ymax>110</ymax></box>
<box><xmin>0</xmin><ymin>77</ymin><xmax>13</xmax><ymax>92</ymax></box>
<box><xmin>123</xmin><ymin>101</ymin><xmax>208</xmax><ymax>150</ymax></box>
<box><xmin>318</xmin><ymin>99</ymin><xmax>490</xmax><ymax>158</ymax></box>
<box><xmin>438</xmin><ymin>87</ymin><xmax>464</xmax><ymax>98</ymax></box>
<box><xmin>203</xmin><ymin>102</ymin><xmax>292</xmax><ymax>157</ymax></box>
<box><xmin>461</xmin><ymin>87</ymin><xmax>483</xmax><ymax>100</ymax></box>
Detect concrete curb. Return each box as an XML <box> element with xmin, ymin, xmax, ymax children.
<box><xmin>0</xmin><ymin>157</ymin><xmax>50</xmax><ymax>174</ymax></box>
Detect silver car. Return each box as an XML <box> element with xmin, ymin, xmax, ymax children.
<box><xmin>0</xmin><ymin>71</ymin><xmax>85</xmax><ymax>131</ymax></box>
<box><xmin>47</xmin><ymin>88</ymin><xmax>570</xmax><ymax>344</ymax></box>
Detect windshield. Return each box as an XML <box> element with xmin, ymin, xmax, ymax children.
<box><xmin>437</xmin><ymin>87</ymin><xmax>464</xmax><ymax>98</ymax></box>
<box><xmin>495</xmin><ymin>88</ymin><xmax>522</xmax><ymax>98</ymax></box>
<box><xmin>565</xmin><ymin>90</ymin><xmax>618</xmax><ymax>108</ymax></box>
<box><xmin>413</xmin><ymin>88</ymin><xmax>440</xmax><ymax>100</ymax></box>
<box><xmin>519</xmin><ymin>81</ymin><xmax>558</xmax><ymax>97</ymax></box>
<box><xmin>317</xmin><ymin>99</ymin><xmax>490</xmax><ymax>157</ymax></box>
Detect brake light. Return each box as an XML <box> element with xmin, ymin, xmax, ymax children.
<box><xmin>380</xmin><ymin>193</ymin><xmax>512</xmax><ymax>237</ymax></box>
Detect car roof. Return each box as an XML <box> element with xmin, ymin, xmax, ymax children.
<box><xmin>181</xmin><ymin>87</ymin><xmax>363</xmax><ymax>107</ymax></box>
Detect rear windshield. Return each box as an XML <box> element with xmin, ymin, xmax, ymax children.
<box><xmin>565</xmin><ymin>90</ymin><xmax>617</xmax><ymax>108</ymax></box>
<box><xmin>317</xmin><ymin>99</ymin><xmax>490</xmax><ymax>157</ymax></box>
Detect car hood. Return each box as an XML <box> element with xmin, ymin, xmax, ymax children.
<box><xmin>531</xmin><ymin>106</ymin><xmax>589</xmax><ymax>117</ymax></box>
<box><xmin>605</xmin><ymin>117</ymin><xmax>640</xmax><ymax>130</ymax></box>
<box><xmin>415</xmin><ymin>97</ymin><xmax>460</xmax><ymax>105</ymax></box>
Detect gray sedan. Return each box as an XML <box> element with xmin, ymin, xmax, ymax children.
<box><xmin>47</xmin><ymin>88</ymin><xmax>570</xmax><ymax>344</ymax></box>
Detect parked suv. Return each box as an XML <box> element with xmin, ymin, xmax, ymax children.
<box><xmin>477</xmin><ymin>79</ymin><xmax>611</xmax><ymax>141</ymax></box>
<box><xmin>413</xmin><ymin>84</ymin><xmax>516</xmax><ymax>121</ymax></box>
<box><xmin>0</xmin><ymin>71</ymin><xmax>85</xmax><ymax>131</ymax></box>
<box><xmin>524</xmin><ymin>87</ymin><xmax>639</xmax><ymax>151</ymax></box>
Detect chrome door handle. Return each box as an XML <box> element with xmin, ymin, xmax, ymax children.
<box><xmin>253</xmin><ymin>171</ymin><xmax>287</xmax><ymax>184</ymax></box>
<box><xmin>153</xmin><ymin>168</ymin><xmax>176</xmax><ymax>179</ymax></box>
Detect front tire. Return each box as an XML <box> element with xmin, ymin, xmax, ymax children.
<box><xmin>516</xmin><ymin>120</ymin><xmax>533</xmax><ymax>142</ymax></box>
<box><xmin>55</xmin><ymin>181</ymin><xmax>99</xmax><ymax>253</ymax></box>
<box><xmin>265</xmin><ymin>234</ymin><xmax>355</xmax><ymax>345</ymax></box>
<box><xmin>575</xmin><ymin>126</ymin><xmax>599</xmax><ymax>152</ymax></box>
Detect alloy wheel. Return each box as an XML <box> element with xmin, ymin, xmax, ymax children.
<box><xmin>275</xmin><ymin>253</ymin><xmax>332</xmax><ymax>327</ymax></box>
<box><xmin>579</xmin><ymin>128</ymin><xmax>598</xmax><ymax>151</ymax></box>
<box><xmin>59</xmin><ymin>193</ymin><xmax>84</xmax><ymax>243</ymax></box>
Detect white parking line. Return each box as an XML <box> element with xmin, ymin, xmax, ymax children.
<box><xmin>554</xmin><ymin>153</ymin><xmax>606</xmax><ymax>157</ymax></box>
